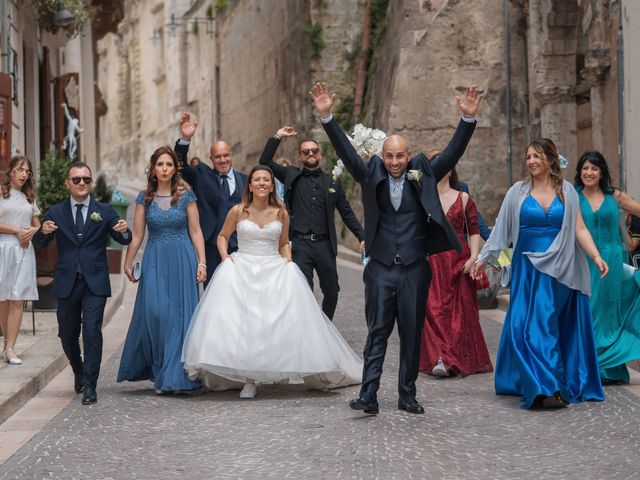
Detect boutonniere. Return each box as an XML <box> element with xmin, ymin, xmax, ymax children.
<box><xmin>406</xmin><ymin>169</ymin><xmax>424</xmax><ymax>183</ymax></box>
<box><xmin>90</xmin><ymin>212</ymin><xmax>103</xmax><ymax>223</ymax></box>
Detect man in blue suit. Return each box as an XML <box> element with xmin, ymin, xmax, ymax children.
<box><xmin>33</xmin><ymin>162</ymin><xmax>131</xmax><ymax>405</ymax></box>
<box><xmin>310</xmin><ymin>82</ymin><xmax>483</xmax><ymax>415</ymax></box>
<box><xmin>174</xmin><ymin>113</ymin><xmax>247</xmax><ymax>285</ymax></box>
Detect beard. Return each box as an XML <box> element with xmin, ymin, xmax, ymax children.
<box><xmin>302</xmin><ymin>157</ymin><xmax>320</xmax><ymax>169</ymax></box>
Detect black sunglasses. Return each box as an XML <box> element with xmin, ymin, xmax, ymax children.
<box><xmin>69</xmin><ymin>176</ymin><xmax>93</xmax><ymax>185</ymax></box>
<box><xmin>301</xmin><ymin>148</ymin><xmax>320</xmax><ymax>156</ymax></box>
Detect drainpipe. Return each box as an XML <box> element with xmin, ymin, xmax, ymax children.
<box><xmin>504</xmin><ymin>0</ymin><xmax>513</xmax><ymax>187</ymax></box>
<box><xmin>615</xmin><ymin>1</ymin><xmax>625</xmax><ymax>190</ymax></box>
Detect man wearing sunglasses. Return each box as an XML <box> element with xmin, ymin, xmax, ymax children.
<box><xmin>174</xmin><ymin>112</ymin><xmax>248</xmax><ymax>285</ymax></box>
<box><xmin>34</xmin><ymin>162</ymin><xmax>131</xmax><ymax>405</ymax></box>
<box><xmin>259</xmin><ymin>127</ymin><xmax>364</xmax><ymax>320</ymax></box>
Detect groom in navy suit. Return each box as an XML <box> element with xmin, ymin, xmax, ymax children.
<box><xmin>174</xmin><ymin>113</ymin><xmax>247</xmax><ymax>284</ymax></box>
<box><xmin>310</xmin><ymin>82</ymin><xmax>483</xmax><ymax>414</ymax></box>
<box><xmin>34</xmin><ymin>162</ymin><xmax>131</xmax><ymax>405</ymax></box>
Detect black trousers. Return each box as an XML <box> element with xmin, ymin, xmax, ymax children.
<box><xmin>292</xmin><ymin>238</ymin><xmax>340</xmax><ymax>320</ymax></box>
<box><xmin>361</xmin><ymin>258</ymin><xmax>431</xmax><ymax>400</ymax></box>
<box><xmin>56</xmin><ymin>276</ymin><xmax>107</xmax><ymax>388</ymax></box>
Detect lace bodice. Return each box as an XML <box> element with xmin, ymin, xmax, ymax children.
<box><xmin>236</xmin><ymin>219</ymin><xmax>282</xmax><ymax>256</ymax></box>
<box><xmin>135</xmin><ymin>191</ymin><xmax>195</xmax><ymax>242</ymax></box>
<box><xmin>0</xmin><ymin>189</ymin><xmax>40</xmax><ymax>230</ymax></box>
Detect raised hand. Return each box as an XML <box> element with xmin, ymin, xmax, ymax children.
<box><xmin>308</xmin><ymin>82</ymin><xmax>336</xmax><ymax>118</ymax></box>
<box><xmin>180</xmin><ymin>112</ymin><xmax>198</xmax><ymax>141</ymax></box>
<box><xmin>276</xmin><ymin>126</ymin><xmax>298</xmax><ymax>138</ymax></box>
<box><xmin>456</xmin><ymin>86</ymin><xmax>484</xmax><ymax>118</ymax></box>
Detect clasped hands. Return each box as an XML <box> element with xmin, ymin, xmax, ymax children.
<box><xmin>15</xmin><ymin>226</ymin><xmax>38</xmax><ymax>248</ymax></box>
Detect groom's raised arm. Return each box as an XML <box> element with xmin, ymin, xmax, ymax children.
<box><xmin>309</xmin><ymin>82</ymin><xmax>367</xmax><ymax>183</ymax></box>
<box><xmin>429</xmin><ymin>86</ymin><xmax>484</xmax><ymax>182</ymax></box>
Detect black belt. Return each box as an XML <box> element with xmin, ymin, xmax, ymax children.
<box><xmin>295</xmin><ymin>233</ymin><xmax>329</xmax><ymax>241</ymax></box>
<box><xmin>391</xmin><ymin>255</ymin><xmax>427</xmax><ymax>265</ymax></box>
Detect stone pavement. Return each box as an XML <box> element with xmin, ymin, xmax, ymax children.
<box><xmin>1</xmin><ymin>261</ymin><xmax>640</xmax><ymax>479</ymax></box>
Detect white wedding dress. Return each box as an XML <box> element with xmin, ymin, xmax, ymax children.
<box><xmin>182</xmin><ymin>219</ymin><xmax>363</xmax><ymax>390</ymax></box>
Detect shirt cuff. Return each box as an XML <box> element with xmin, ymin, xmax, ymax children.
<box><xmin>320</xmin><ymin>113</ymin><xmax>333</xmax><ymax>124</ymax></box>
<box><xmin>461</xmin><ymin>116</ymin><xmax>476</xmax><ymax>123</ymax></box>
<box><xmin>178</xmin><ymin>138</ymin><xmax>191</xmax><ymax>145</ymax></box>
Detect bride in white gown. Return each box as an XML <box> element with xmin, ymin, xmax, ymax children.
<box><xmin>182</xmin><ymin>165</ymin><xmax>363</xmax><ymax>398</ymax></box>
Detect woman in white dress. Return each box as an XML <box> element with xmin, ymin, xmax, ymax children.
<box><xmin>0</xmin><ymin>156</ymin><xmax>41</xmax><ymax>365</ymax></box>
<box><xmin>182</xmin><ymin>165</ymin><xmax>362</xmax><ymax>398</ymax></box>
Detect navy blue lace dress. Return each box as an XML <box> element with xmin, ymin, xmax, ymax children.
<box><xmin>117</xmin><ymin>191</ymin><xmax>201</xmax><ymax>392</ymax></box>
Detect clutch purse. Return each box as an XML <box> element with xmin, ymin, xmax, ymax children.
<box><xmin>132</xmin><ymin>261</ymin><xmax>142</xmax><ymax>281</ymax></box>
<box><xmin>499</xmin><ymin>264</ymin><xmax>511</xmax><ymax>288</ymax></box>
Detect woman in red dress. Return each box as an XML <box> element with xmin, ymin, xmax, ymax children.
<box><xmin>419</xmin><ymin>162</ymin><xmax>493</xmax><ymax>377</ymax></box>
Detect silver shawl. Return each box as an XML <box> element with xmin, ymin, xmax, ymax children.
<box><xmin>477</xmin><ymin>179</ymin><xmax>591</xmax><ymax>295</ymax></box>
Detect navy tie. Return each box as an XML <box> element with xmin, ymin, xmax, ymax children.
<box><xmin>220</xmin><ymin>174</ymin><xmax>230</xmax><ymax>200</ymax></box>
<box><xmin>75</xmin><ymin>204</ymin><xmax>85</xmax><ymax>238</ymax></box>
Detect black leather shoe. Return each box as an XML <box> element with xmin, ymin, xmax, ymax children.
<box><xmin>74</xmin><ymin>373</ymin><xmax>84</xmax><ymax>394</ymax></box>
<box><xmin>398</xmin><ymin>398</ymin><xmax>425</xmax><ymax>414</ymax></box>
<box><xmin>349</xmin><ymin>396</ymin><xmax>379</xmax><ymax>415</ymax></box>
<box><xmin>82</xmin><ymin>386</ymin><xmax>97</xmax><ymax>405</ymax></box>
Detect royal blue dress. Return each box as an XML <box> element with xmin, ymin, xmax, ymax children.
<box><xmin>117</xmin><ymin>191</ymin><xmax>201</xmax><ymax>392</ymax></box>
<box><xmin>495</xmin><ymin>195</ymin><xmax>604</xmax><ymax>408</ymax></box>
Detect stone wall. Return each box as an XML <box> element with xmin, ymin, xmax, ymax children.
<box><xmin>368</xmin><ymin>0</ymin><xmax>529</xmax><ymax>222</ymax></box>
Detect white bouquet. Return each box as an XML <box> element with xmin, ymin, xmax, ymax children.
<box><xmin>348</xmin><ymin>124</ymin><xmax>387</xmax><ymax>160</ymax></box>
<box><xmin>331</xmin><ymin>160</ymin><xmax>345</xmax><ymax>182</ymax></box>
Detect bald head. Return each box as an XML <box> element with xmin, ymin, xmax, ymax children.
<box><xmin>382</xmin><ymin>135</ymin><xmax>411</xmax><ymax>178</ymax></box>
<box><xmin>210</xmin><ymin>141</ymin><xmax>233</xmax><ymax>174</ymax></box>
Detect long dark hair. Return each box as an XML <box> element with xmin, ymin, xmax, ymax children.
<box><xmin>574</xmin><ymin>150</ymin><xmax>614</xmax><ymax>194</ymax></box>
<box><xmin>240</xmin><ymin>165</ymin><xmax>286</xmax><ymax>214</ymax></box>
<box><xmin>526</xmin><ymin>138</ymin><xmax>564</xmax><ymax>202</ymax></box>
<box><xmin>144</xmin><ymin>146</ymin><xmax>186</xmax><ymax>206</ymax></box>
<box><xmin>2</xmin><ymin>156</ymin><xmax>37</xmax><ymax>203</ymax></box>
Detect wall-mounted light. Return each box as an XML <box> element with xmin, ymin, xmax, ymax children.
<box><xmin>53</xmin><ymin>0</ymin><xmax>75</xmax><ymax>27</ymax></box>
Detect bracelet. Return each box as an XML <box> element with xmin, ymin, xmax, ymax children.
<box><xmin>198</xmin><ymin>263</ymin><xmax>206</xmax><ymax>268</ymax></box>
<box><xmin>273</xmin><ymin>133</ymin><xmax>282</xmax><ymax>141</ymax></box>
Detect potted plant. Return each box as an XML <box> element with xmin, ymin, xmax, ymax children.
<box><xmin>34</xmin><ymin>148</ymin><xmax>70</xmax><ymax>309</ymax></box>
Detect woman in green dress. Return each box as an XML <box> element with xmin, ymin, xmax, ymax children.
<box><xmin>576</xmin><ymin>150</ymin><xmax>640</xmax><ymax>384</ymax></box>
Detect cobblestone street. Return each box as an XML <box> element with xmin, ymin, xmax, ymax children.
<box><xmin>1</xmin><ymin>262</ymin><xmax>640</xmax><ymax>479</ymax></box>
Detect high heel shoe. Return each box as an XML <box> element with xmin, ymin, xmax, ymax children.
<box><xmin>3</xmin><ymin>348</ymin><xmax>23</xmax><ymax>365</ymax></box>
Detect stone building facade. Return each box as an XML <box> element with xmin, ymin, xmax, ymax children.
<box><xmin>97</xmin><ymin>0</ymin><xmax>366</xmax><ymax>178</ymax></box>
<box><xmin>97</xmin><ymin>0</ymin><xmax>638</xmax><ymax>226</ymax></box>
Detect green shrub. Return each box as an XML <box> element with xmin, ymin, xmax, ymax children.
<box><xmin>38</xmin><ymin>149</ymin><xmax>70</xmax><ymax>218</ymax></box>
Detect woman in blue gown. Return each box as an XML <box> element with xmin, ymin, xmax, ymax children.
<box><xmin>472</xmin><ymin>138</ymin><xmax>608</xmax><ymax>409</ymax></box>
<box><xmin>118</xmin><ymin>146</ymin><xmax>207</xmax><ymax>393</ymax></box>
<box><xmin>575</xmin><ymin>150</ymin><xmax>640</xmax><ymax>384</ymax></box>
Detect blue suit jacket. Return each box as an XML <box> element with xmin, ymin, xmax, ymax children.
<box><xmin>33</xmin><ymin>198</ymin><xmax>132</xmax><ymax>298</ymax></box>
<box><xmin>174</xmin><ymin>141</ymin><xmax>247</xmax><ymax>246</ymax></box>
